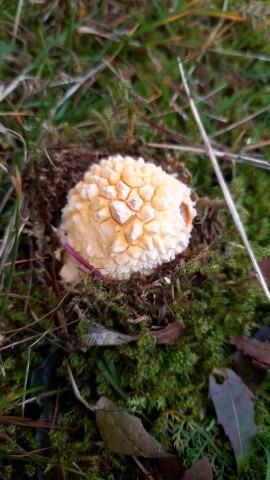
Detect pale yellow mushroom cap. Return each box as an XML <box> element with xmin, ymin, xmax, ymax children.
<box><xmin>59</xmin><ymin>155</ymin><xmax>197</xmax><ymax>282</ymax></box>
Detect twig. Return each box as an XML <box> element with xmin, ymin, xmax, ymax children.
<box><xmin>0</xmin><ymin>332</ymin><xmax>48</xmax><ymax>353</ymax></box>
<box><xmin>0</xmin><ymin>431</ymin><xmax>27</xmax><ymax>455</ymax></box>
<box><xmin>132</xmin><ymin>456</ymin><xmax>156</xmax><ymax>480</ymax></box>
<box><xmin>178</xmin><ymin>58</ymin><xmax>270</xmax><ymax>303</ymax></box>
<box><xmin>146</xmin><ymin>142</ymin><xmax>270</xmax><ymax>171</ymax></box>
<box><xmin>0</xmin><ymin>319</ymin><xmax>79</xmax><ymax>354</ymax></box>
<box><xmin>66</xmin><ymin>360</ymin><xmax>137</xmax><ymax>414</ymax></box>
<box><xmin>66</xmin><ymin>359</ymin><xmax>97</xmax><ymax>412</ymax></box>
<box><xmin>18</xmin><ymin>389</ymin><xmax>68</xmax><ymax>408</ymax></box>
<box><xmin>1</xmin><ymin>288</ymin><xmax>73</xmax><ymax>335</ymax></box>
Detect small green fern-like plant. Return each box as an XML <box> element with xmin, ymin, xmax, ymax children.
<box><xmin>172</xmin><ymin>416</ymin><xmax>236</xmax><ymax>479</ymax></box>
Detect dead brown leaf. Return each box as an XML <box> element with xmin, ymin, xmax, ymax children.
<box><xmin>231</xmin><ymin>337</ymin><xmax>270</xmax><ymax>365</ymax></box>
<box><xmin>181</xmin><ymin>458</ymin><xmax>213</xmax><ymax>480</ymax></box>
<box><xmin>209</xmin><ymin>368</ymin><xmax>257</xmax><ymax>471</ymax></box>
<box><xmin>80</xmin><ymin>322</ymin><xmax>137</xmax><ymax>346</ymax></box>
<box><xmin>148</xmin><ymin>322</ymin><xmax>186</xmax><ymax>345</ymax></box>
<box><xmin>96</xmin><ymin>397</ymin><xmax>171</xmax><ymax>457</ymax></box>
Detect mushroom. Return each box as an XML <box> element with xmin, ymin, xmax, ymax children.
<box><xmin>59</xmin><ymin>155</ymin><xmax>197</xmax><ymax>282</ymax></box>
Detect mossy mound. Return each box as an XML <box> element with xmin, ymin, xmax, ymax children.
<box><xmin>1</xmin><ymin>141</ymin><xmax>270</xmax><ymax>479</ymax></box>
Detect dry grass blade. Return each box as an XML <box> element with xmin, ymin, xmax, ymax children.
<box><xmin>0</xmin><ymin>124</ymin><xmax>27</xmax><ymax>163</ymax></box>
<box><xmin>209</xmin><ymin>48</ymin><xmax>270</xmax><ymax>63</ymax></box>
<box><xmin>0</xmin><ymin>69</ymin><xmax>32</xmax><ymax>104</ymax></box>
<box><xmin>22</xmin><ymin>331</ymin><xmax>49</xmax><ymax>417</ymax></box>
<box><xmin>210</xmin><ymin>103</ymin><xmax>270</xmax><ymax>139</ymax></box>
<box><xmin>0</xmin><ymin>186</ymin><xmax>14</xmax><ymax>216</ymax></box>
<box><xmin>13</xmin><ymin>0</ymin><xmax>24</xmax><ymax>38</ymax></box>
<box><xmin>146</xmin><ymin>143</ymin><xmax>270</xmax><ymax>171</ymax></box>
<box><xmin>178</xmin><ymin>58</ymin><xmax>270</xmax><ymax>302</ymax></box>
<box><xmin>50</xmin><ymin>62</ymin><xmax>107</xmax><ymax>119</ymax></box>
<box><xmin>0</xmin><ymin>195</ymin><xmax>28</xmax><ymax>289</ymax></box>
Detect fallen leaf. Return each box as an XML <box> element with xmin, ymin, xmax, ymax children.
<box><xmin>181</xmin><ymin>458</ymin><xmax>213</xmax><ymax>480</ymax></box>
<box><xmin>96</xmin><ymin>396</ymin><xmax>170</xmax><ymax>457</ymax></box>
<box><xmin>209</xmin><ymin>368</ymin><xmax>257</xmax><ymax>472</ymax></box>
<box><xmin>148</xmin><ymin>322</ymin><xmax>186</xmax><ymax>344</ymax></box>
<box><xmin>232</xmin><ymin>327</ymin><xmax>270</xmax><ymax>390</ymax></box>
<box><xmin>81</xmin><ymin>323</ymin><xmax>137</xmax><ymax>346</ymax></box>
<box><xmin>157</xmin><ymin>456</ymin><xmax>185</xmax><ymax>479</ymax></box>
<box><xmin>231</xmin><ymin>337</ymin><xmax>270</xmax><ymax>365</ymax></box>
<box><xmin>232</xmin><ymin>350</ymin><xmax>266</xmax><ymax>394</ymax></box>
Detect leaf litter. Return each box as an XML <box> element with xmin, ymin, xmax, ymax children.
<box><xmin>231</xmin><ymin>337</ymin><xmax>270</xmax><ymax>366</ymax></box>
<box><xmin>81</xmin><ymin>322</ymin><xmax>138</xmax><ymax>347</ymax></box>
<box><xmin>96</xmin><ymin>396</ymin><xmax>176</xmax><ymax>458</ymax></box>
<box><xmin>181</xmin><ymin>457</ymin><xmax>213</xmax><ymax>480</ymax></box>
<box><xmin>209</xmin><ymin>368</ymin><xmax>257</xmax><ymax>472</ymax></box>
<box><xmin>148</xmin><ymin>321</ymin><xmax>187</xmax><ymax>345</ymax></box>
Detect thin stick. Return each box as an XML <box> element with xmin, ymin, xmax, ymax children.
<box><xmin>66</xmin><ymin>360</ymin><xmax>137</xmax><ymax>414</ymax></box>
<box><xmin>178</xmin><ymin>58</ymin><xmax>270</xmax><ymax>302</ymax></box>
<box><xmin>146</xmin><ymin>142</ymin><xmax>270</xmax><ymax>171</ymax></box>
<box><xmin>66</xmin><ymin>360</ymin><xmax>97</xmax><ymax>412</ymax></box>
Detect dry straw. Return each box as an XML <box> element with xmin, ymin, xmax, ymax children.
<box><xmin>177</xmin><ymin>58</ymin><xmax>270</xmax><ymax>303</ymax></box>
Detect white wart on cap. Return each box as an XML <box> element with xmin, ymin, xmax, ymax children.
<box><xmin>59</xmin><ymin>155</ymin><xmax>197</xmax><ymax>281</ymax></box>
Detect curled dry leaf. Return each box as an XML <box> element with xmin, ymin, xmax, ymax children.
<box><xmin>209</xmin><ymin>368</ymin><xmax>257</xmax><ymax>472</ymax></box>
<box><xmin>181</xmin><ymin>458</ymin><xmax>213</xmax><ymax>480</ymax></box>
<box><xmin>81</xmin><ymin>323</ymin><xmax>137</xmax><ymax>347</ymax></box>
<box><xmin>231</xmin><ymin>337</ymin><xmax>270</xmax><ymax>366</ymax></box>
<box><xmin>148</xmin><ymin>321</ymin><xmax>187</xmax><ymax>345</ymax></box>
<box><xmin>96</xmin><ymin>396</ymin><xmax>170</xmax><ymax>457</ymax></box>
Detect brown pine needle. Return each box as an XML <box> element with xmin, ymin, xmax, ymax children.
<box><xmin>178</xmin><ymin>58</ymin><xmax>270</xmax><ymax>303</ymax></box>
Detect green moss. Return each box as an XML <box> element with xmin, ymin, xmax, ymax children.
<box><xmin>1</xmin><ymin>196</ymin><xmax>269</xmax><ymax>479</ymax></box>
<box><xmin>1</xmin><ymin>0</ymin><xmax>270</xmax><ymax>477</ymax></box>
